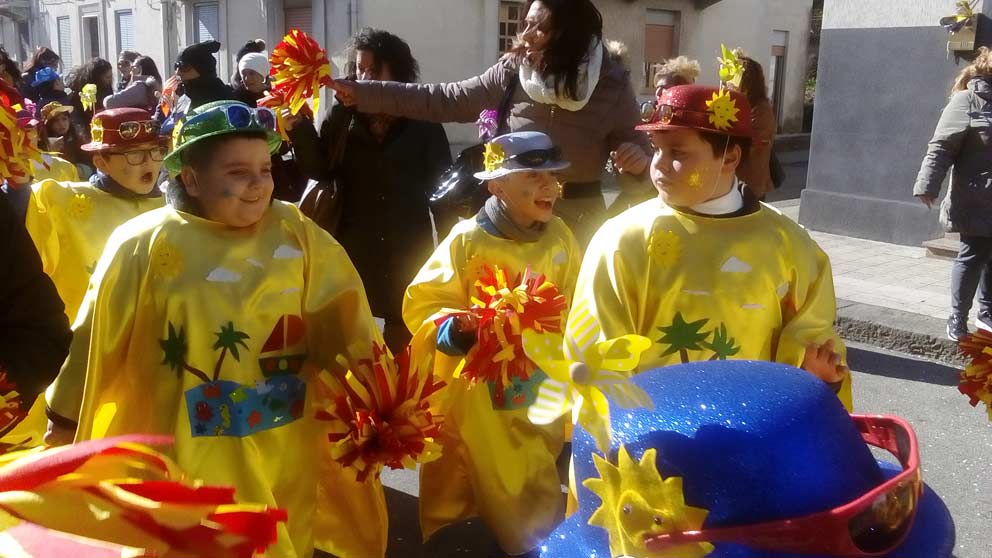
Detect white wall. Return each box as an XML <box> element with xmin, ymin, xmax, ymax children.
<box><xmin>361</xmin><ymin>0</ymin><xmax>489</xmax><ymax>144</ymax></box>
<box><xmin>767</xmin><ymin>0</ymin><xmax>814</xmax><ymax>132</ymax></box>
<box><xmin>823</xmin><ymin>0</ymin><xmax>975</xmax><ymax>30</ymax></box>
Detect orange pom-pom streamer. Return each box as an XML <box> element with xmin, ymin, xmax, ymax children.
<box><xmin>0</xmin><ymin>435</ymin><xmax>286</xmax><ymax>558</ymax></box>
<box><xmin>451</xmin><ymin>266</ymin><xmax>567</xmax><ymax>407</ymax></box>
<box><xmin>269</xmin><ymin>28</ymin><xmax>332</xmax><ymax>117</ymax></box>
<box><xmin>958</xmin><ymin>330</ymin><xmax>992</xmax><ymax>420</ymax></box>
<box><xmin>316</xmin><ymin>344</ymin><xmax>446</xmax><ymax>482</ymax></box>
<box><xmin>258</xmin><ymin>88</ymin><xmax>312</xmax><ymax>141</ymax></box>
<box><xmin>0</xmin><ymin>81</ymin><xmax>42</xmax><ymax>183</ymax></box>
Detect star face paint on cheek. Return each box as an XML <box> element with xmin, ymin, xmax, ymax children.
<box><xmin>688</xmin><ymin>172</ymin><xmax>702</xmax><ymax>189</ymax></box>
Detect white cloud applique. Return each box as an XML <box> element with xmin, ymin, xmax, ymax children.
<box><xmin>206</xmin><ymin>267</ymin><xmax>242</xmax><ymax>283</ymax></box>
<box><xmin>721</xmin><ymin>256</ymin><xmax>752</xmax><ymax>273</ymax></box>
<box><xmin>742</xmin><ymin>303</ymin><xmax>764</xmax><ymax>310</ymax></box>
<box><xmin>246</xmin><ymin>258</ymin><xmax>265</xmax><ymax>268</ymax></box>
<box><xmin>273</xmin><ymin>244</ymin><xmax>304</xmax><ymax>259</ymax></box>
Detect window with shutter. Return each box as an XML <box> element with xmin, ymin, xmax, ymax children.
<box><xmin>284</xmin><ymin>7</ymin><xmax>312</xmax><ymax>35</ymax></box>
<box><xmin>193</xmin><ymin>2</ymin><xmax>220</xmax><ymax>43</ymax></box>
<box><xmin>644</xmin><ymin>10</ymin><xmax>680</xmax><ymax>90</ymax></box>
<box><xmin>116</xmin><ymin>10</ymin><xmax>135</xmax><ymax>54</ymax></box>
<box><xmin>57</xmin><ymin>16</ymin><xmax>72</xmax><ymax>69</ymax></box>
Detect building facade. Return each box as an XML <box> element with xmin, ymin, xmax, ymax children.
<box><xmin>1</xmin><ymin>0</ymin><xmax>813</xmax><ymax>144</ymax></box>
<box><xmin>800</xmin><ymin>0</ymin><xmax>992</xmax><ymax>245</ymax></box>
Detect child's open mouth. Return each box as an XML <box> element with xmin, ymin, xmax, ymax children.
<box><xmin>535</xmin><ymin>199</ymin><xmax>554</xmax><ymax>210</ymax></box>
<box><xmin>141</xmin><ymin>172</ymin><xmax>154</xmax><ymax>183</ymax></box>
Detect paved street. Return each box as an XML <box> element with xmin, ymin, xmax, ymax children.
<box><xmin>379</xmin><ymin>343</ymin><xmax>992</xmax><ymax>558</ymax></box>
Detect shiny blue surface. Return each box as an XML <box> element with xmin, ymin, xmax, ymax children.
<box><xmin>540</xmin><ymin>361</ymin><xmax>955</xmax><ymax>558</ymax></box>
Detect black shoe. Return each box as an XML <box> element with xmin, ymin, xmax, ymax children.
<box><xmin>947</xmin><ymin>314</ymin><xmax>969</xmax><ymax>341</ymax></box>
<box><xmin>978</xmin><ymin>310</ymin><xmax>992</xmax><ymax>333</ymax></box>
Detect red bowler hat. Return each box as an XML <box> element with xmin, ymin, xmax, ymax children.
<box><xmin>636</xmin><ymin>84</ymin><xmax>753</xmax><ymax>138</ymax></box>
<box><xmin>82</xmin><ymin>108</ymin><xmax>166</xmax><ymax>152</ymax></box>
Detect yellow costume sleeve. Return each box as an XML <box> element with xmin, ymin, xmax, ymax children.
<box><xmin>290</xmin><ymin>213</ymin><xmax>390</xmax><ymax>558</ymax></box>
<box><xmin>46</xmin><ymin>227</ymin><xmax>140</xmax><ymax>431</ymax></box>
<box><xmin>773</xmin><ymin>241</ymin><xmax>852</xmax><ymax>410</ymax></box>
<box><xmin>24</xmin><ymin>181</ymin><xmax>61</xmax><ymax>277</ymax></box>
<box><xmin>402</xmin><ymin>224</ymin><xmax>472</xmax><ymax>334</ymax></box>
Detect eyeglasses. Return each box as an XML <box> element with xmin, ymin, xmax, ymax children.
<box><xmin>107</xmin><ymin>146</ymin><xmax>168</xmax><ymax>165</ymax></box>
<box><xmin>506</xmin><ymin>147</ymin><xmax>561</xmax><ymax>167</ymax></box>
<box><xmin>644</xmin><ymin>414</ymin><xmax>922</xmax><ymax>556</ymax></box>
<box><xmin>181</xmin><ymin>104</ymin><xmax>277</xmax><ymax>140</ymax></box>
<box><xmin>640</xmin><ymin>101</ymin><xmax>713</xmax><ymax>124</ymax></box>
<box><xmin>103</xmin><ymin>120</ymin><xmax>161</xmax><ymax>140</ymax></box>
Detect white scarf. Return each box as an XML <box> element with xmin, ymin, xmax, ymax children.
<box><xmin>690</xmin><ymin>179</ymin><xmax>744</xmax><ymax>215</ymax></box>
<box><xmin>519</xmin><ymin>38</ymin><xmax>603</xmax><ymax>112</ymax></box>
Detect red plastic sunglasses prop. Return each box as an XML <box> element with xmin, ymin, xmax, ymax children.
<box><xmin>644</xmin><ymin>414</ymin><xmax>922</xmax><ymax>557</ymax></box>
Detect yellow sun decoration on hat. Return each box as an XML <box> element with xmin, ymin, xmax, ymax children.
<box><xmin>483</xmin><ymin>142</ymin><xmax>505</xmax><ymax>173</ymax></box>
<box><xmin>705</xmin><ymin>90</ymin><xmax>740</xmax><ymax>131</ymax></box>
<box><xmin>648</xmin><ymin>230</ymin><xmax>682</xmax><ymax>268</ymax></box>
<box><xmin>585</xmin><ymin>445</ymin><xmax>713</xmax><ymax>558</ymax></box>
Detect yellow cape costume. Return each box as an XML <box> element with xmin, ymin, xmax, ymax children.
<box><xmin>404</xmin><ymin>216</ymin><xmax>581</xmax><ymax>554</ymax></box>
<box><xmin>566</xmin><ymin>198</ymin><xmax>852</xmax><ymax>407</ymax></box>
<box><xmin>46</xmin><ymin>202</ymin><xmax>389</xmax><ymax>558</ymax></box>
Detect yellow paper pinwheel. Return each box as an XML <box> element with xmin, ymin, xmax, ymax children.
<box><xmin>80</xmin><ymin>84</ymin><xmax>97</xmax><ymax>112</ymax></box>
<box><xmin>522</xmin><ymin>330</ymin><xmax>654</xmax><ymax>453</ymax></box>
<box><xmin>716</xmin><ymin>44</ymin><xmax>744</xmax><ymax>89</ymax></box>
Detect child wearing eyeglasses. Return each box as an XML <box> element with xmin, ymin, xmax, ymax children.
<box><xmin>565</xmin><ymin>84</ymin><xmax>851</xmax><ymax>408</ymax></box>
<box><xmin>45</xmin><ymin>100</ymin><xmax>391</xmax><ymax>558</ymax></box>
<box><xmin>403</xmin><ymin>131</ymin><xmax>581</xmax><ymax>556</ymax></box>
<box><xmin>24</xmin><ymin>107</ymin><xmax>167</xmax><ymax>325</ymax></box>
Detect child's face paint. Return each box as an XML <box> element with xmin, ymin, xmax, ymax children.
<box><xmin>182</xmin><ymin>137</ymin><xmax>274</xmax><ymax>228</ymax></box>
<box><xmin>648</xmin><ymin>129</ymin><xmax>740</xmax><ymax>208</ymax></box>
<box><xmin>490</xmin><ymin>170</ymin><xmax>559</xmax><ymax>227</ymax></box>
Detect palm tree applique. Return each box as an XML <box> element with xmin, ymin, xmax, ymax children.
<box><xmin>657</xmin><ymin>312</ymin><xmax>741</xmax><ymax>363</ymax></box>
<box><xmin>162</xmin><ymin>317</ymin><xmax>307</xmax><ymax>438</ymax></box>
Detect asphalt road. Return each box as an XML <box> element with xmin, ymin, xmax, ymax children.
<box><xmin>378</xmin><ymin>343</ymin><xmax>992</xmax><ymax>558</ymax></box>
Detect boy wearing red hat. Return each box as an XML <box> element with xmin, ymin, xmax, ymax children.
<box><xmin>565</xmin><ymin>84</ymin><xmax>851</xmax><ymax>408</ymax></box>
<box><xmin>25</xmin><ymin>107</ymin><xmax>167</xmax><ymax>324</ymax></box>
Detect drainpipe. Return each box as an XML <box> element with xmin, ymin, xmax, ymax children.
<box><xmin>160</xmin><ymin>0</ymin><xmax>176</xmax><ymax>71</ymax></box>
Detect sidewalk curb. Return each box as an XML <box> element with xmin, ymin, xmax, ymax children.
<box><xmin>835</xmin><ymin>299</ymin><xmax>964</xmax><ymax>367</ymax></box>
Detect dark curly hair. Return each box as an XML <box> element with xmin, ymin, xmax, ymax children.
<box><xmin>346</xmin><ymin>28</ymin><xmax>420</xmax><ymax>84</ymax></box>
<box><xmin>509</xmin><ymin>0</ymin><xmax>603</xmax><ymax>101</ymax></box>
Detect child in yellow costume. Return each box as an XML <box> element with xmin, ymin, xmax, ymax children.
<box><xmin>26</xmin><ymin>107</ymin><xmax>167</xmax><ymax>324</ymax></box>
<box><xmin>17</xmin><ymin>104</ymin><xmax>79</xmax><ymax>183</ymax></box>
<box><xmin>567</xmin><ymin>84</ymin><xmax>851</xmax><ymax>408</ymax></box>
<box><xmin>44</xmin><ymin>101</ymin><xmax>390</xmax><ymax>558</ymax></box>
<box><xmin>405</xmin><ymin>131</ymin><xmax>581</xmax><ymax>556</ymax></box>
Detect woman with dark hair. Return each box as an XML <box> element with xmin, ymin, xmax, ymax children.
<box><xmin>65</xmin><ymin>58</ymin><xmax>115</xmax><ymax>138</ymax></box>
<box><xmin>19</xmin><ymin>47</ymin><xmax>60</xmax><ymax>98</ymax></box>
<box><xmin>328</xmin><ymin>0</ymin><xmax>651</xmax><ymax>247</ymax></box>
<box><xmin>104</xmin><ymin>55</ymin><xmax>162</xmax><ymax>111</ymax></box>
<box><xmin>733</xmin><ymin>52</ymin><xmax>778</xmax><ymax>200</ymax></box>
<box><xmin>285</xmin><ymin>27</ymin><xmax>451</xmax><ymax>353</ymax></box>
<box><xmin>0</xmin><ymin>47</ymin><xmax>21</xmax><ymax>86</ymax></box>
<box><xmin>115</xmin><ymin>50</ymin><xmax>140</xmax><ymax>92</ymax></box>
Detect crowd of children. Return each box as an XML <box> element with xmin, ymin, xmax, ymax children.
<box><xmin>0</xmin><ymin>29</ymin><xmax>958</xmax><ymax>558</ymax></box>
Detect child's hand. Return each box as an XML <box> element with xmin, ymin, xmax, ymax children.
<box><xmin>454</xmin><ymin>313</ymin><xmax>479</xmax><ymax>333</ymax></box>
<box><xmin>801</xmin><ymin>339</ymin><xmax>848</xmax><ymax>384</ymax></box>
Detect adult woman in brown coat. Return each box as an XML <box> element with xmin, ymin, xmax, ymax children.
<box><xmin>327</xmin><ymin>0</ymin><xmax>651</xmax><ymax>247</ymax></box>
<box><xmin>734</xmin><ymin>54</ymin><xmax>778</xmax><ymax>200</ymax></box>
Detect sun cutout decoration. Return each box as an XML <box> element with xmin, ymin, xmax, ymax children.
<box><xmin>648</xmin><ymin>230</ymin><xmax>682</xmax><ymax>268</ymax></box>
<box><xmin>150</xmin><ymin>240</ymin><xmax>184</xmax><ymax>280</ymax></box>
<box><xmin>483</xmin><ymin>142</ymin><xmax>505</xmax><ymax>173</ymax></box>
<box><xmin>705</xmin><ymin>91</ymin><xmax>740</xmax><ymax>132</ymax></box>
<box><xmin>585</xmin><ymin>445</ymin><xmax>713</xmax><ymax>558</ymax></box>
<box><xmin>67</xmin><ymin>193</ymin><xmax>92</xmax><ymax>220</ymax></box>
<box><xmin>687</xmin><ymin>172</ymin><xmax>702</xmax><ymax>189</ymax></box>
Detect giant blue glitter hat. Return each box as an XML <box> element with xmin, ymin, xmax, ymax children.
<box><xmin>540</xmin><ymin>361</ymin><xmax>954</xmax><ymax>558</ymax></box>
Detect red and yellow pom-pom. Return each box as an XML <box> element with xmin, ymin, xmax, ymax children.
<box><xmin>456</xmin><ymin>266</ymin><xmax>567</xmax><ymax>406</ymax></box>
<box><xmin>0</xmin><ymin>367</ymin><xmax>25</xmax><ymax>442</ymax></box>
<box><xmin>316</xmin><ymin>343</ymin><xmax>446</xmax><ymax>482</ymax></box>
<box><xmin>959</xmin><ymin>331</ymin><xmax>992</xmax><ymax>420</ymax></box>
<box><xmin>0</xmin><ymin>81</ymin><xmax>42</xmax><ymax>183</ymax></box>
<box><xmin>269</xmin><ymin>28</ymin><xmax>332</xmax><ymax>117</ymax></box>
<box><xmin>0</xmin><ymin>435</ymin><xmax>286</xmax><ymax>558</ymax></box>
<box><xmin>258</xmin><ymin>88</ymin><xmax>312</xmax><ymax>141</ymax></box>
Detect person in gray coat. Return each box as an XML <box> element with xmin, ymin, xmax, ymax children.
<box><xmin>915</xmin><ymin>47</ymin><xmax>992</xmax><ymax>340</ymax></box>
